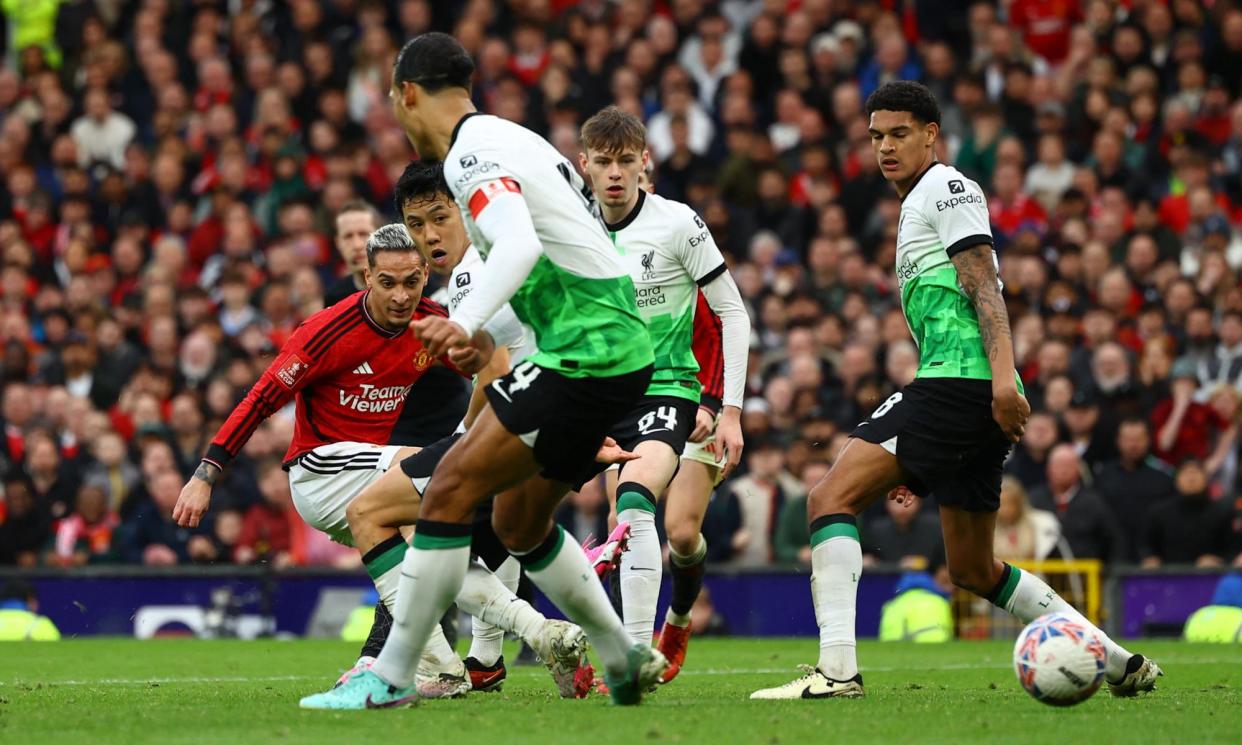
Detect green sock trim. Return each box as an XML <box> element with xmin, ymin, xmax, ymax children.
<box><xmin>993</xmin><ymin>565</ymin><xmax>1022</xmax><ymax>609</ymax></box>
<box><xmin>411</xmin><ymin>533</ymin><xmax>472</xmax><ymax>550</ymax></box>
<box><xmin>364</xmin><ymin>541</ymin><xmax>408</xmax><ymax>580</ymax></box>
<box><xmin>524</xmin><ymin>526</ymin><xmax>566</xmax><ymax>572</ymax></box>
<box><xmin>617</xmin><ymin>490</ymin><xmax>657</xmax><ymax>514</ymax></box>
<box><xmin>810</xmin><ymin>523</ymin><xmax>860</xmax><ymax>546</ymax></box>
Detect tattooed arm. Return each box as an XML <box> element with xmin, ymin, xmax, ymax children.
<box><xmin>951</xmin><ymin>244</ymin><xmax>1030</xmax><ymax>441</ymax></box>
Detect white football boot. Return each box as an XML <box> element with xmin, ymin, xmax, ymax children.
<box><xmin>750</xmin><ymin>665</ymin><xmax>865</xmax><ymax>700</ymax></box>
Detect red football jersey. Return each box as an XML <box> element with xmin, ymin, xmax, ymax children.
<box><xmin>691</xmin><ymin>289</ymin><xmax>724</xmax><ymax>413</ymax></box>
<box><xmin>205</xmin><ymin>292</ymin><xmax>461</xmax><ymax>468</ymax></box>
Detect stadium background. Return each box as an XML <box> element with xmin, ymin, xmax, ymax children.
<box><xmin>0</xmin><ymin>0</ymin><xmax>1239</xmax><ymax>641</ymax></box>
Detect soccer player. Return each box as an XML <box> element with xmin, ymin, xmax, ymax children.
<box><xmin>172</xmin><ymin>225</ymin><xmax>587</xmax><ymax>698</ymax></box>
<box><xmin>576</xmin><ymin>107</ymin><xmax>748</xmax><ymax>676</ymax></box>
<box><xmin>300</xmin><ymin>32</ymin><xmax>664</xmax><ymax>710</ymax></box>
<box><xmin>750</xmin><ymin>81</ymin><xmax>1160</xmax><ymax>699</ymax></box>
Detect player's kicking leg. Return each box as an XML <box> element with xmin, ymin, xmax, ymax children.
<box><xmin>343</xmin><ymin>435</ymin><xmax>593</xmax><ymax>698</ymax></box>
<box><xmin>938</xmin><ymin>506</ymin><xmax>1161</xmax><ymax>696</ymax></box>
<box><xmin>302</xmin><ymin>362</ymin><xmax>665</xmax><ymax>710</ymax></box>
<box><xmin>656</xmin><ymin>452</ymin><xmax>719</xmax><ymax>683</ymax></box>
<box><xmin>750</xmin><ymin>438</ymin><xmax>903</xmax><ymax>699</ymax></box>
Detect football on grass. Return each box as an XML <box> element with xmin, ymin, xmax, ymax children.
<box><xmin>1013</xmin><ymin>612</ymin><xmax>1107</xmax><ymax>706</ymax></box>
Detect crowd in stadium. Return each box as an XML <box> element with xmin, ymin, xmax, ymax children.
<box><xmin>0</xmin><ymin>0</ymin><xmax>1240</xmax><ymax>572</ymax></box>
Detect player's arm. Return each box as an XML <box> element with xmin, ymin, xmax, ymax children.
<box><xmin>952</xmin><ymin>244</ymin><xmax>1029</xmax><ymax>441</ymax></box>
<box><xmin>682</xmin><ymin>209</ymin><xmax>750</xmax><ymax>477</ymax></box>
<box><xmin>463</xmin><ymin>343</ymin><xmax>511</xmax><ymax>429</ymax></box>
<box><xmin>415</xmin><ymin>179</ymin><xmax>541</xmax><ymax>356</ymax></box>
<box><xmin>173</xmin><ymin>330</ymin><xmax>321</xmax><ymax>528</ymax></box>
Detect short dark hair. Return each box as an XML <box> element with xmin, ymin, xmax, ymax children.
<box><xmin>580</xmin><ymin>105</ymin><xmax>647</xmax><ymax>155</ymax></box>
<box><xmin>393</xmin><ymin>32</ymin><xmax>475</xmax><ymax>93</ymax></box>
<box><xmin>393</xmin><ymin>160</ymin><xmax>452</xmax><ymax>214</ymax></box>
<box><xmin>365</xmin><ymin>223</ymin><xmax>422</xmax><ymax>267</ymax></box>
<box><xmin>864</xmin><ymin>80</ymin><xmax>941</xmax><ymax>126</ymax></box>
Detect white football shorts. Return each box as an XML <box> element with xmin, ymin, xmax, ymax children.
<box><xmin>287</xmin><ymin>442</ymin><xmax>403</xmax><ymax>546</ymax></box>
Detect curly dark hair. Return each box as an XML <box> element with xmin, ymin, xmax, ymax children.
<box><xmin>393</xmin><ymin>32</ymin><xmax>475</xmax><ymax>93</ymax></box>
<box><xmin>393</xmin><ymin>160</ymin><xmax>452</xmax><ymax>214</ymax></box>
<box><xmin>864</xmin><ymin>81</ymin><xmax>941</xmax><ymax>126</ymax></box>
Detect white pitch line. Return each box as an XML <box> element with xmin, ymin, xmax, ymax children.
<box><xmin>2</xmin><ymin>658</ymin><xmax>1234</xmax><ymax>688</ymax></box>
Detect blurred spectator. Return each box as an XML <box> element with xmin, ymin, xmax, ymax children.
<box><xmin>994</xmin><ymin>476</ymin><xmax>1061</xmax><ymax>562</ymax></box>
<box><xmin>51</xmin><ymin>482</ymin><xmax>119</xmax><ymax>566</ymax></box>
<box><xmin>709</xmin><ymin>437</ymin><xmax>802</xmax><ymax>566</ymax></box>
<box><xmin>0</xmin><ymin>475</ymin><xmax>47</xmax><ymax>566</ymax></box>
<box><xmin>1143</xmin><ymin>461</ymin><xmax>1237</xmax><ymax>567</ymax></box>
<box><xmin>861</xmin><ymin>495</ymin><xmax>943</xmax><ymax>571</ymax></box>
<box><xmin>69</xmin><ymin>87</ymin><xmax>136</xmax><ymax>170</ymax></box>
<box><xmin>1029</xmin><ymin>444</ymin><xmax>1126</xmax><ymax>562</ymax></box>
<box><xmin>119</xmin><ymin>469</ymin><xmax>204</xmax><ymax>566</ymax></box>
<box><xmin>235</xmin><ymin>460</ymin><xmax>295</xmax><ymax>567</ymax></box>
<box><xmin>1152</xmin><ymin>363</ymin><xmax>1237</xmax><ymax>470</ymax></box>
<box><xmin>1005</xmin><ymin>410</ymin><xmax>1058</xmax><ymax>491</ymax></box>
<box><xmin>773</xmin><ymin>459</ymin><xmax>829</xmax><ymax>565</ymax></box>
<box><xmin>1095</xmin><ymin>418</ymin><xmax>1177</xmax><ymax>561</ymax></box>
<box><xmin>0</xmin><ymin>580</ymin><xmax>59</xmax><ymax>641</ymax></box>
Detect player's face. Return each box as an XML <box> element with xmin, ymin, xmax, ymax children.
<box><xmin>580</xmin><ymin>146</ymin><xmax>649</xmax><ymax>210</ymax></box>
<box><xmin>868</xmin><ymin>110</ymin><xmax>937</xmax><ymax>186</ymax></box>
<box><xmin>364</xmin><ymin>250</ymin><xmax>427</xmax><ymax>329</ymax></box>
<box><xmin>335</xmin><ymin>211</ymin><xmax>376</xmax><ymax>273</ymax></box>
<box><xmin>401</xmin><ymin>193</ymin><xmax>469</xmax><ymax>276</ymax></box>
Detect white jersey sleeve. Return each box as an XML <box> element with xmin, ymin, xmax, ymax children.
<box><xmin>448</xmin><ymin>246</ymin><xmax>533</xmax><ymax>363</ymax></box>
<box><xmin>672</xmin><ymin>204</ymin><xmax>728</xmax><ymax>284</ymax></box>
<box><xmin>922</xmin><ymin>167</ymin><xmax>994</xmax><ymax>258</ymax></box>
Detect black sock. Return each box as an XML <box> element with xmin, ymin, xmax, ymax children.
<box><xmin>359</xmin><ymin>601</ymin><xmax>392</xmax><ymax>659</ymax></box>
<box><xmin>608</xmin><ymin>570</ymin><xmax>624</xmax><ymax>616</ymax></box>
<box><xmin>668</xmin><ymin>554</ymin><xmax>706</xmax><ymax>619</ymax></box>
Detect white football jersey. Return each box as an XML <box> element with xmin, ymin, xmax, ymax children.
<box><xmin>447</xmin><ymin>245</ymin><xmax>536</xmax><ymax>364</ymax></box>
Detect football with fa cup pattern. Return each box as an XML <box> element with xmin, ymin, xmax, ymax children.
<box><xmin>1013</xmin><ymin>612</ymin><xmax>1108</xmax><ymax>706</ymax></box>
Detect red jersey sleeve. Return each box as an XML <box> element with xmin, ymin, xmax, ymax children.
<box><xmin>203</xmin><ymin>310</ymin><xmax>349</xmax><ymax>469</ymax></box>
<box><xmin>691</xmin><ymin>290</ymin><xmax>725</xmax><ymax>415</ymax></box>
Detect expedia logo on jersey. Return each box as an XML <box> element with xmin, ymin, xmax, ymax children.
<box><xmin>460</xmin><ymin>155</ymin><xmax>477</xmax><ymax>169</ymax></box>
<box><xmin>339</xmin><ymin>384</ymin><xmax>411</xmax><ymax>413</ymax></box>
<box><xmin>456</xmin><ymin>272</ymin><xmax>470</xmax><ymax>288</ymax></box>
<box><xmin>895</xmin><ymin>256</ymin><xmax>920</xmax><ymax>287</ymax></box>
<box><xmin>640</xmin><ymin>250</ymin><xmax>656</xmax><ymax>281</ymax></box>
<box><xmin>454</xmin><ymin>159</ymin><xmax>503</xmax><ymax>186</ymax></box>
<box><xmin>688</xmin><ymin>229</ymin><xmax>711</xmax><ymax>248</ymax></box>
<box><xmin>636</xmin><ymin>286</ymin><xmax>666</xmax><ymax>308</ymax></box>
<box><xmin>414</xmin><ymin>349</ymin><xmax>433</xmax><ymax>370</ymax></box>
<box><xmin>935</xmin><ymin>189</ymin><xmax>984</xmax><ymax>212</ymax></box>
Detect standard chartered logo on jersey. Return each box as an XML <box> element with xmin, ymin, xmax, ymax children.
<box><xmin>636</xmin><ymin>286</ymin><xmax>666</xmax><ymax>308</ymax></box>
<box><xmin>895</xmin><ymin>255</ymin><xmax>920</xmax><ymax>288</ymax></box>
<box><xmin>339</xmin><ymin>384</ymin><xmax>412</xmax><ymax>413</ymax></box>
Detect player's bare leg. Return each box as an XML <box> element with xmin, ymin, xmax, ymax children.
<box><xmin>751</xmin><ymin>438</ymin><xmax>904</xmax><ymax>700</ymax></box>
<box><xmin>657</xmin><ymin>458</ymin><xmax>716</xmax><ymax>683</ymax></box>
<box><xmin>940</xmin><ymin>507</ymin><xmax>1161</xmax><ymax>696</ymax></box>
<box><xmin>606</xmin><ymin>440</ymin><xmax>680</xmax><ymax>646</ymax></box>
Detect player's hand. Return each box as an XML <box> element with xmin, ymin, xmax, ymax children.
<box><xmin>173</xmin><ymin>477</ymin><xmax>213</xmax><ymax>528</ymax></box>
<box><xmin>595</xmin><ymin>436</ymin><xmax>640</xmax><ymax>465</ymax></box>
<box><xmin>688</xmin><ymin>407</ymin><xmax>715</xmax><ymax>443</ymax></box>
<box><xmin>412</xmin><ymin>316</ymin><xmax>470</xmax><ymax>357</ymax></box>
<box><xmin>715</xmin><ymin>406</ymin><xmax>744</xmax><ymax>480</ymax></box>
<box><xmin>991</xmin><ymin>385</ymin><xmax>1031</xmax><ymax>443</ymax></box>
<box><xmin>887</xmin><ymin>485</ymin><xmax>916</xmax><ymax>506</ymax></box>
<box><xmin>448</xmin><ymin>330</ymin><xmax>495</xmax><ymax>375</ymax></box>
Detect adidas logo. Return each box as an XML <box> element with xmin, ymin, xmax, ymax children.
<box><xmin>352</xmin><ymin>362</ymin><xmax>374</xmax><ymax>375</ymax></box>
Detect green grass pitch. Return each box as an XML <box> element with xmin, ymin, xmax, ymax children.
<box><xmin>2</xmin><ymin>638</ymin><xmax>1239</xmax><ymax>744</ymax></box>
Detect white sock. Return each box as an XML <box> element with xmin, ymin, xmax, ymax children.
<box><xmin>455</xmin><ymin>559</ymin><xmax>544</xmax><ymax>650</ymax></box>
<box><xmin>468</xmin><ymin>556</ymin><xmax>519</xmax><ymax>666</ymax></box>
<box><xmin>516</xmin><ymin>526</ymin><xmax>634</xmax><ymax>675</ymax></box>
<box><xmin>811</xmin><ymin>532</ymin><xmax>861</xmax><ymax>680</ymax></box>
<box><xmin>366</xmin><ymin>538</ymin><xmax>458</xmax><ymax>675</ymax></box>
<box><xmin>994</xmin><ymin>564</ymin><xmax>1133</xmax><ymax>680</ymax></box>
<box><xmin>617</xmin><ymin>506</ymin><xmax>661</xmax><ymax>646</ymax></box>
<box><xmin>371</xmin><ymin>541</ymin><xmax>470</xmax><ymax>689</ymax></box>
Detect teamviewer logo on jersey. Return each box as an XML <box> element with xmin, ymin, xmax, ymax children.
<box><xmin>460</xmin><ymin>154</ymin><xmax>477</xmax><ymax>168</ymax></box>
<box><xmin>948</xmin><ymin>180</ymin><xmax>965</xmax><ymax>194</ymax></box>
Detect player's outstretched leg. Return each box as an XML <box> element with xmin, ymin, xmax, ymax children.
<box><xmin>941</xmin><ymin>508</ymin><xmax>1162</xmax><ymax>696</ymax></box>
<box><xmin>495</xmin><ymin>475</ymin><xmax>667</xmax><ymax>705</ymax></box>
<box><xmin>657</xmin><ymin>458</ymin><xmax>716</xmax><ymax>683</ymax></box>
<box><xmin>464</xmin><ymin>555</ymin><xmax>519</xmax><ymax>691</ymax></box>
<box><xmin>456</xmin><ymin>558</ymin><xmax>592</xmax><ymax>698</ymax></box>
<box><xmin>300</xmin><ymin>416</ymin><xmax>537</xmax><ymax>710</ymax></box>
<box><xmin>751</xmin><ymin>439</ymin><xmax>902</xmax><ymax>700</ymax></box>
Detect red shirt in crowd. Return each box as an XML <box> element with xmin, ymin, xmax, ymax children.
<box><xmin>1150</xmin><ymin>398</ymin><xmax>1229</xmax><ymax>465</ymax></box>
<box><xmin>692</xmin><ymin>290</ymin><xmax>725</xmax><ymax>413</ymax></box>
<box><xmin>1009</xmin><ymin>0</ymin><xmax>1083</xmax><ymax>65</ymax></box>
<box><xmin>204</xmin><ymin>291</ymin><xmax>461</xmax><ymax>469</ymax></box>
<box><xmin>989</xmin><ymin>193</ymin><xmax>1048</xmax><ymax>239</ymax></box>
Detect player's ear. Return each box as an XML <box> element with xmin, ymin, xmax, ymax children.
<box><xmin>925</xmin><ymin>121</ymin><xmax>938</xmax><ymax>149</ymax></box>
<box><xmin>641</xmin><ymin>149</ymin><xmax>651</xmax><ymax>170</ymax></box>
<box><xmin>578</xmin><ymin>151</ymin><xmax>588</xmax><ymax>174</ymax></box>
